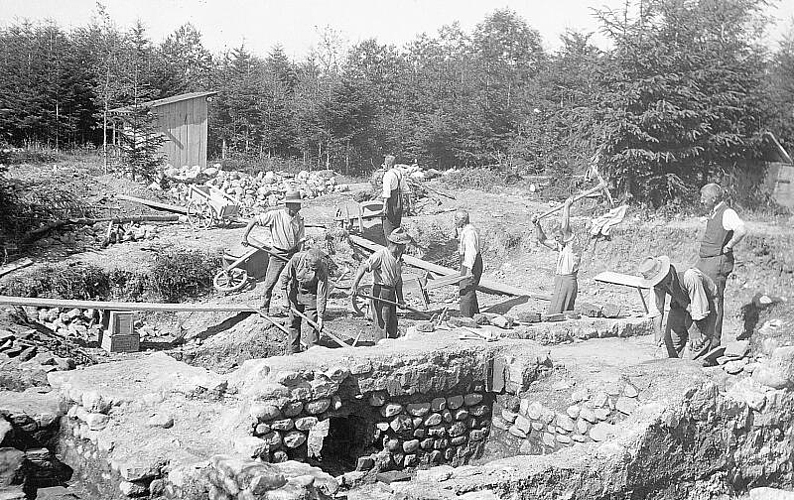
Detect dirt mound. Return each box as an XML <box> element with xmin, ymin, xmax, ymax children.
<box><xmin>179</xmin><ymin>313</ymin><xmax>288</xmax><ymax>373</ymax></box>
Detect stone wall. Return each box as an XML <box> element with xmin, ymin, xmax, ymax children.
<box><xmin>486</xmin><ymin>380</ymin><xmax>641</xmax><ymax>456</ymax></box>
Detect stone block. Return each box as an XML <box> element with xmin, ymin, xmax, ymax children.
<box><xmin>453</xmin><ymin>408</ymin><xmax>469</xmax><ymax>421</ymax></box>
<box><xmin>431</xmin><ymin>398</ymin><xmax>446</xmax><ymax>412</ymax></box>
<box><xmin>469</xmin><ymin>404</ymin><xmax>490</xmax><ymax>417</ymax></box>
<box><xmin>119</xmin><ymin>481</ymin><xmax>146</xmax><ymax>497</ymax></box>
<box><xmin>235</xmin><ymin>437</ymin><xmax>269</xmax><ymax>458</ymax></box>
<box><xmin>556</xmin><ymin>414</ymin><xmax>574</xmax><ymax>432</ymax></box>
<box><xmin>369</xmin><ymin>392</ymin><xmax>386</xmax><ymax>407</ymax></box>
<box><xmin>616</xmin><ymin>397</ymin><xmax>638</xmax><ymax>415</ymax></box>
<box><xmin>413</xmin><ymin>427</ymin><xmax>426</xmax><ymax>439</ymax></box>
<box><xmin>147</xmin><ymin>414</ymin><xmax>174</xmax><ymax>429</ymax></box>
<box><xmin>447</xmin><ymin>395</ymin><xmax>464</xmax><ymax>410</ymax></box>
<box><xmin>576</xmin><ymin>419</ymin><xmax>589</xmax><ymax>435</ymax></box>
<box><xmin>85</xmin><ymin>412</ymin><xmax>109</xmax><ymax>431</ymax></box>
<box><xmin>421</xmin><ymin>438</ymin><xmax>435</xmax><ymax>450</ymax></box>
<box><xmin>390</xmin><ymin>415</ymin><xmax>413</xmax><ymax>433</ymax></box>
<box><xmin>451</xmin><ymin>436</ymin><xmax>467</xmax><ymax>446</ymax></box>
<box><xmin>508</xmin><ymin>426</ymin><xmax>527</xmax><ymax>439</ymax></box>
<box><xmin>531</xmin><ymin>422</ymin><xmax>544</xmax><ymax>432</ymax></box>
<box><xmin>403</xmin><ymin>439</ymin><xmax>420</xmax><ymax>453</ymax></box>
<box><xmin>407</xmin><ymin>403</ymin><xmax>430</xmax><ymax>417</ymax></box>
<box><xmin>404</xmin><ymin>454</ymin><xmax>418</xmax><ymax>467</ymax></box>
<box><xmin>448</xmin><ymin>422</ymin><xmax>467</xmax><ymax>437</ymax></box>
<box><xmin>250</xmin><ymin>404</ymin><xmax>281</xmax><ymax>422</ymax></box>
<box><xmin>260</xmin><ymin>431</ymin><xmax>282</xmax><ymax>449</ymax></box>
<box><xmin>271</xmin><ymin>418</ymin><xmax>294</xmax><ymax>432</ymax></box>
<box><xmin>514</xmin><ymin>415</ymin><xmax>532</xmax><ymax>435</ymax></box>
<box><xmin>424</xmin><ymin>413</ymin><xmax>442</xmax><ymax>426</ymax></box>
<box><xmin>542</xmin><ymin>433</ymin><xmax>556</xmax><ymax>447</ymax></box>
<box><xmin>589</xmin><ymin>422</ymin><xmax>617</xmax><ymax>442</ymax></box>
<box><xmin>489</xmin><ymin>356</ymin><xmax>506</xmax><ymax>393</ymax></box>
<box><xmin>380</xmin><ymin>403</ymin><xmax>403</xmax><ymax>418</ymax></box>
<box><xmin>305</xmin><ymin>398</ymin><xmax>330</xmax><ymax>415</ymax></box>
<box><xmin>567</xmin><ymin>405</ymin><xmax>580</xmax><ymax>419</ymax></box>
<box><xmin>254</xmin><ymin>423</ymin><xmax>271</xmax><ymax>436</ymax></box>
<box><xmin>556</xmin><ymin>434</ymin><xmax>572</xmax><ymax>445</ymax></box>
<box><xmin>295</xmin><ymin>417</ymin><xmax>318</xmax><ymax>431</ymax></box>
<box><xmin>464</xmin><ymin>393</ymin><xmax>483</xmax><ymax>406</ymax></box>
<box><xmin>623</xmin><ymin>384</ymin><xmax>639</xmax><ymax>398</ymax></box>
<box><xmin>0</xmin><ymin>448</ymin><xmax>25</xmax><ymax>487</ymax></box>
<box><xmin>501</xmin><ymin>409</ymin><xmax>518</xmax><ymax>423</ymax></box>
<box><xmin>427</xmin><ymin>426</ymin><xmax>446</xmax><ymax>437</ymax></box>
<box><xmin>442</xmin><ymin>410</ymin><xmax>454</xmax><ymax>423</ymax></box>
<box><xmin>283</xmin><ymin>401</ymin><xmax>303</xmax><ymax>417</ymax></box>
<box><xmin>283</xmin><ymin>431</ymin><xmax>307</xmax><ymax>449</ymax></box>
<box><xmin>491</xmin><ymin>416</ymin><xmax>509</xmax><ymax>431</ymax></box>
<box><xmin>594</xmin><ymin>408</ymin><xmax>610</xmax><ymax>421</ymax></box>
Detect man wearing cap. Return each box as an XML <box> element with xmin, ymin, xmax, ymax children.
<box><xmin>637</xmin><ymin>256</ymin><xmax>718</xmax><ymax>359</ymax></box>
<box><xmin>279</xmin><ymin>247</ymin><xmax>329</xmax><ymax>354</ymax></box>
<box><xmin>242</xmin><ymin>191</ymin><xmax>305</xmax><ymax>314</ymax></box>
<box><xmin>533</xmin><ymin>197</ymin><xmax>580</xmax><ymax>314</ymax></box>
<box><xmin>380</xmin><ymin>155</ymin><xmax>407</xmax><ymax>241</ymax></box>
<box><xmin>351</xmin><ymin>227</ymin><xmax>413</xmax><ymax>341</ymax></box>
<box><xmin>455</xmin><ymin>210</ymin><xmax>483</xmax><ymax>317</ymax></box>
<box><xmin>696</xmin><ymin>183</ymin><xmax>747</xmax><ymax>349</ymax></box>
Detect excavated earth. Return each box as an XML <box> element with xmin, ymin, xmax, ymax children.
<box><xmin>2</xmin><ymin>162</ymin><xmax>794</xmax><ymax>499</ymax></box>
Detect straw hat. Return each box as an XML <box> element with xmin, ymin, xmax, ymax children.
<box><xmin>637</xmin><ymin>256</ymin><xmax>671</xmax><ymax>288</ymax></box>
<box><xmin>387</xmin><ymin>227</ymin><xmax>414</xmax><ymax>245</ymax></box>
<box><xmin>283</xmin><ymin>191</ymin><xmax>302</xmax><ymax>205</ymax></box>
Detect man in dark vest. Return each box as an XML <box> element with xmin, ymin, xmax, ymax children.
<box><xmin>695</xmin><ymin>183</ymin><xmax>747</xmax><ymax>350</ymax></box>
<box><xmin>279</xmin><ymin>248</ymin><xmax>329</xmax><ymax>354</ymax></box>
<box><xmin>637</xmin><ymin>256</ymin><xmax>718</xmax><ymax>359</ymax></box>
<box><xmin>380</xmin><ymin>155</ymin><xmax>405</xmax><ymax>241</ymax></box>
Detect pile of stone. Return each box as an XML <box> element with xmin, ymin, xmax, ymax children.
<box><xmin>158</xmin><ymin>164</ymin><xmax>349</xmax><ymax>214</ymax></box>
<box><xmin>101</xmin><ymin>222</ymin><xmax>159</xmax><ymax>246</ymax></box>
<box><xmin>0</xmin><ymin>328</ymin><xmax>77</xmax><ymax>371</ymax></box>
<box><xmin>202</xmin><ymin>455</ymin><xmax>337</xmax><ymax>500</ymax></box>
<box><xmin>715</xmin><ymin>340</ymin><xmax>752</xmax><ymax>375</ymax></box>
<box><xmin>34</xmin><ymin>307</ymin><xmax>102</xmax><ymax>344</ymax></box>
<box><xmin>490</xmin><ymin>380</ymin><xmax>641</xmax><ymax>454</ymax></box>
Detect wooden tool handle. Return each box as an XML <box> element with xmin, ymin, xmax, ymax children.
<box><xmin>535</xmin><ymin>181</ymin><xmax>607</xmax><ymax>221</ymax></box>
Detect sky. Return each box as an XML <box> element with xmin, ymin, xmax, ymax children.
<box><xmin>3</xmin><ymin>0</ymin><xmax>793</xmax><ymax>59</ymax></box>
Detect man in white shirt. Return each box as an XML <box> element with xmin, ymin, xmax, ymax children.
<box><xmin>695</xmin><ymin>183</ymin><xmax>747</xmax><ymax>350</ymax></box>
<box><xmin>242</xmin><ymin>191</ymin><xmax>305</xmax><ymax>314</ymax></box>
<box><xmin>455</xmin><ymin>210</ymin><xmax>482</xmax><ymax>317</ymax></box>
<box><xmin>381</xmin><ymin>155</ymin><xmax>407</xmax><ymax>241</ymax></box>
<box><xmin>533</xmin><ymin>197</ymin><xmax>580</xmax><ymax>314</ymax></box>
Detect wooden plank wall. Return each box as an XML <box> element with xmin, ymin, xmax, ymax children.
<box><xmin>769</xmin><ymin>162</ymin><xmax>794</xmax><ymax>209</ymax></box>
<box><xmin>155</xmin><ymin>97</ymin><xmax>209</xmax><ymax>168</ymax></box>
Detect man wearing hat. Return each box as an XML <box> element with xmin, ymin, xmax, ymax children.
<box><xmin>351</xmin><ymin>227</ymin><xmax>414</xmax><ymax>341</ymax></box>
<box><xmin>380</xmin><ymin>155</ymin><xmax>408</xmax><ymax>241</ymax></box>
<box><xmin>455</xmin><ymin>210</ymin><xmax>483</xmax><ymax>318</ymax></box>
<box><xmin>696</xmin><ymin>183</ymin><xmax>747</xmax><ymax>349</ymax></box>
<box><xmin>637</xmin><ymin>256</ymin><xmax>718</xmax><ymax>359</ymax></box>
<box><xmin>242</xmin><ymin>191</ymin><xmax>305</xmax><ymax>314</ymax></box>
<box><xmin>533</xmin><ymin>197</ymin><xmax>580</xmax><ymax>314</ymax></box>
<box><xmin>279</xmin><ymin>247</ymin><xmax>329</xmax><ymax>354</ymax></box>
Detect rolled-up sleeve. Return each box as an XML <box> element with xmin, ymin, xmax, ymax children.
<box><xmin>648</xmin><ymin>287</ymin><xmax>666</xmax><ymax>318</ymax></box>
<box><xmin>316</xmin><ymin>270</ymin><xmax>329</xmax><ymax>316</ymax></box>
<box><xmin>722</xmin><ymin>208</ymin><xmax>745</xmax><ymax>232</ymax></box>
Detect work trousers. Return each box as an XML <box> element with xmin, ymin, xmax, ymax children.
<box><xmin>371</xmin><ymin>284</ymin><xmax>398</xmax><ymax>342</ymax></box>
<box><xmin>287</xmin><ymin>302</ymin><xmax>319</xmax><ymax>354</ymax></box>
<box><xmin>382</xmin><ymin>217</ymin><xmax>401</xmax><ymax>242</ymax></box>
<box><xmin>696</xmin><ymin>253</ymin><xmax>733</xmax><ymax>347</ymax></box>
<box><xmin>548</xmin><ymin>273</ymin><xmax>578</xmax><ymax>314</ymax></box>
<box><xmin>261</xmin><ymin>254</ymin><xmax>290</xmax><ymax>313</ymax></box>
<box><xmin>459</xmin><ymin>254</ymin><xmax>483</xmax><ymax>318</ymax></box>
<box><xmin>664</xmin><ymin>306</ymin><xmax>717</xmax><ymax>358</ymax></box>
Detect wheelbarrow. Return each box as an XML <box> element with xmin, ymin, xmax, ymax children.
<box><xmin>187</xmin><ymin>185</ymin><xmax>241</xmax><ymax>228</ymax></box>
<box><xmin>213</xmin><ymin>237</ymin><xmax>290</xmax><ymax>293</ymax></box>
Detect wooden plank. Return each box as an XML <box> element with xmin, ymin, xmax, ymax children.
<box><xmin>198</xmin><ymin>98</ymin><xmax>208</xmax><ymax>168</ymax></box>
<box><xmin>425</xmin><ymin>273</ymin><xmax>468</xmax><ymax>290</ymax></box>
<box><xmin>0</xmin><ymin>258</ymin><xmax>33</xmax><ymax>278</ymax></box>
<box><xmin>0</xmin><ymin>295</ymin><xmax>262</xmax><ymax>313</ymax></box>
<box><xmin>593</xmin><ymin>271</ymin><xmax>649</xmax><ymax>289</ymax></box>
<box><xmin>117</xmin><ymin>194</ymin><xmax>188</xmax><ymax>215</ymax></box>
<box><xmin>348</xmin><ymin>235</ymin><xmax>548</xmax><ymax>300</ymax></box>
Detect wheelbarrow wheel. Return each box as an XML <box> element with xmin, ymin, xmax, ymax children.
<box><xmin>186</xmin><ymin>201</ymin><xmax>214</xmax><ymax>229</ymax></box>
<box><xmin>213</xmin><ymin>268</ymin><xmax>249</xmax><ymax>293</ymax></box>
<box><xmin>351</xmin><ymin>285</ymin><xmax>372</xmax><ymax>317</ymax></box>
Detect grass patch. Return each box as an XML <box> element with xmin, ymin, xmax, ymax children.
<box><xmin>0</xmin><ymin>249</ymin><xmax>222</xmax><ymax>303</ymax></box>
<box><xmin>150</xmin><ymin>249</ymin><xmax>222</xmax><ymax>303</ymax></box>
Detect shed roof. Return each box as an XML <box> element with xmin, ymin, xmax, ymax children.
<box><xmin>109</xmin><ymin>91</ymin><xmax>217</xmax><ymax>114</ymax></box>
<box><xmin>762</xmin><ymin>131</ymin><xmax>793</xmax><ymax>165</ymax></box>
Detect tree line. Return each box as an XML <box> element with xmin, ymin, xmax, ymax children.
<box><xmin>1</xmin><ymin>0</ymin><xmax>793</xmax><ymax>205</ymax></box>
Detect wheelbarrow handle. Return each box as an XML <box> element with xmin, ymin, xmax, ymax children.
<box><xmin>353</xmin><ymin>292</ymin><xmax>431</xmax><ymax>319</ymax></box>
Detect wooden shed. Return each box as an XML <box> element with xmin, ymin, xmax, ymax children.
<box><xmin>761</xmin><ymin>132</ymin><xmax>794</xmax><ymax>209</ymax></box>
<box><xmin>109</xmin><ymin>91</ymin><xmax>217</xmax><ymax>168</ymax></box>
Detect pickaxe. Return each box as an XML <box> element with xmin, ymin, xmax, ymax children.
<box><xmin>533</xmin><ymin>180</ymin><xmax>610</xmax><ymax>222</ymax></box>
<box><xmin>289</xmin><ymin>306</ymin><xmax>351</xmax><ymax>348</ymax></box>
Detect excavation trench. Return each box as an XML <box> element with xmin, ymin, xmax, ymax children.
<box><xmin>4</xmin><ymin>317</ymin><xmax>794</xmax><ymax>500</ymax></box>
